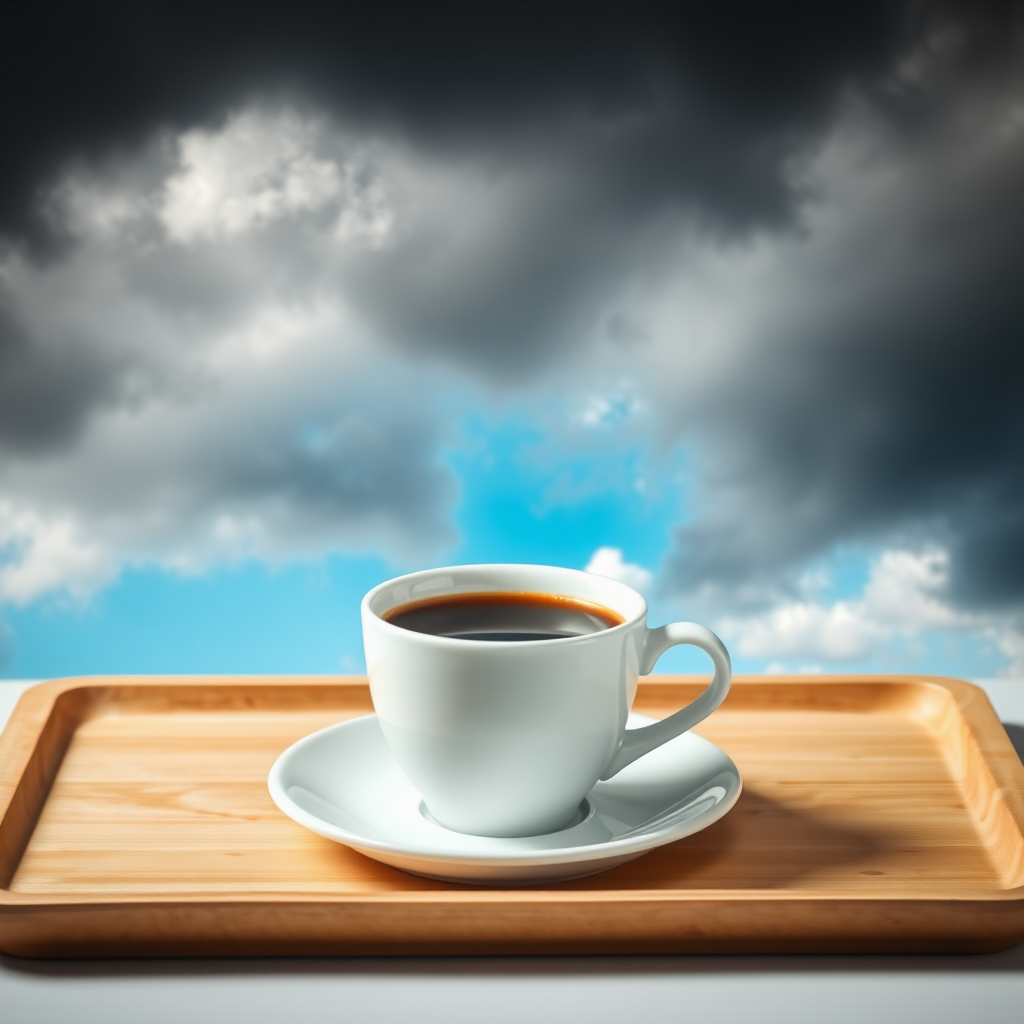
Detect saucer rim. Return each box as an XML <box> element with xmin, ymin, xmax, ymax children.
<box><xmin>268</xmin><ymin>713</ymin><xmax>742</xmax><ymax>869</ymax></box>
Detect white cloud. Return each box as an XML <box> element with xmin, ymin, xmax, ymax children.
<box><xmin>577</xmin><ymin>392</ymin><xmax>646</xmax><ymax>429</ymax></box>
<box><xmin>585</xmin><ymin>547</ymin><xmax>653</xmax><ymax>595</ymax></box>
<box><xmin>725</xmin><ymin>597</ymin><xmax>887</xmax><ymax>663</ymax></box>
<box><xmin>717</xmin><ymin>547</ymin><xmax>1024</xmax><ymax>674</ymax></box>
<box><xmin>859</xmin><ymin>549</ymin><xmax>964</xmax><ymax>631</ymax></box>
<box><xmin>764</xmin><ymin>662</ymin><xmax>824</xmax><ymax>675</ymax></box>
<box><xmin>0</xmin><ymin>502</ymin><xmax>114</xmax><ymax>604</ymax></box>
<box><xmin>161</xmin><ymin>109</ymin><xmax>343</xmax><ymax>242</ymax></box>
<box><xmin>720</xmin><ymin>548</ymin><xmax>963</xmax><ymax>662</ymax></box>
<box><xmin>48</xmin><ymin>106</ymin><xmax>400</xmax><ymax>252</ymax></box>
<box><xmin>992</xmin><ymin>628</ymin><xmax>1024</xmax><ymax>678</ymax></box>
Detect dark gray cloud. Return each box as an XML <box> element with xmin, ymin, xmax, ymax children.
<box><xmin>0</xmin><ymin>106</ymin><xmax>464</xmax><ymax>599</ymax></box>
<box><xmin>0</xmin><ymin>0</ymin><xmax>1022</xmax><ymax>651</ymax></box>
<box><xmin>661</xmin><ymin>30</ymin><xmax>1024</xmax><ymax>614</ymax></box>
<box><xmin>0</xmin><ymin>2</ymin><xmax>930</xmax><ymax>386</ymax></box>
<box><xmin>0</xmin><ymin>2</ymin><xmax>963</xmax><ymax>253</ymax></box>
<box><xmin>0</xmin><ymin>304</ymin><xmax>119</xmax><ymax>453</ymax></box>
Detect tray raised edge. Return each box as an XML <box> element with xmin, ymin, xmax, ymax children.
<box><xmin>1</xmin><ymin>673</ymin><xmax>1024</xmax><ymax>957</ymax></box>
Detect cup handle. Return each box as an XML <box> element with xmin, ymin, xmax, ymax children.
<box><xmin>599</xmin><ymin>622</ymin><xmax>732</xmax><ymax>780</ymax></box>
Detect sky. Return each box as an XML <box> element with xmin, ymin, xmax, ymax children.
<box><xmin>1</xmin><ymin>1</ymin><xmax>1022</xmax><ymax>679</ymax></box>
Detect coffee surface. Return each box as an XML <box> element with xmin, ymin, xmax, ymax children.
<box><xmin>383</xmin><ymin>591</ymin><xmax>625</xmax><ymax>642</ymax></box>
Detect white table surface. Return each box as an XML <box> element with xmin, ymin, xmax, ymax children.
<box><xmin>2</xmin><ymin>677</ymin><xmax>1023</xmax><ymax>1024</ymax></box>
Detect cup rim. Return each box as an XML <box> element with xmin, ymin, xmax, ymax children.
<box><xmin>362</xmin><ymin>562</ymin><xmax>647</xmax><ymax>647</ymax></box>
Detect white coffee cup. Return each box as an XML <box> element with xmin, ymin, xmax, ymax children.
<box><xmin>361</xmin><ymin>563</ymin><xmax>731</xmax><ymax>838</ymax></box>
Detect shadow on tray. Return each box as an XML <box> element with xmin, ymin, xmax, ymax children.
<box><xmin>1002</xmin><ymin>723</ymin><xmax>1024</xmax><ymax>767</ymax></box>
<box><xmin>6</xmin><ymin>721</ymin><xmax>1024</xmax><ymax>978</ymax></box>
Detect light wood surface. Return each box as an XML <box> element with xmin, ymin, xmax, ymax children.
<box><xmin>1</xmin><ymin>675</ymin><xmax>1022</xmax><ymax>956</ymax></box>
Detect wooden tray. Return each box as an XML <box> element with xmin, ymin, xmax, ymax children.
<box><xmin>1</xmin><ymin>674</ymin><xmax>1023</xmax><ymax>957</ymax></box>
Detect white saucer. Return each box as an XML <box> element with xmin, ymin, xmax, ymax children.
<box><xmin>268</xmin><ymin>713</ymin><xmax>742</xmax><ymax>884</ymax></box>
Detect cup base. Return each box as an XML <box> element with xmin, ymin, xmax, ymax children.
<box><xmin>418</xmin><ymin>798</ymin><xmax>594</xmax><ymax>839</ymax></box>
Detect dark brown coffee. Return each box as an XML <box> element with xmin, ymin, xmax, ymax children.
<box><xmin>383</xmin><ymin>591</ymin><xmax>625</xmax><ymax>642</ymax></box>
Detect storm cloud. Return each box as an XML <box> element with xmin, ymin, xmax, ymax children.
<box><xmin>4</xmin><ymin>1</ymin><xmax>966</xmax><ymax>262</ymax></box>
<box><xmin>657</xmin><ymin>36</ymin><xmax>1024</xmax><ymax>614</ymax></box>
<box><xmin>1</xmin><ymin>1</ymin><xmax>1023</xmax><ymax>667</ymax></box>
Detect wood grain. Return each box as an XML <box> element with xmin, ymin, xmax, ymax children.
<box><xmin>1</xmin><ymin>674</ymin><xmax>1022</xmax><ymax>956</ymax></box>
